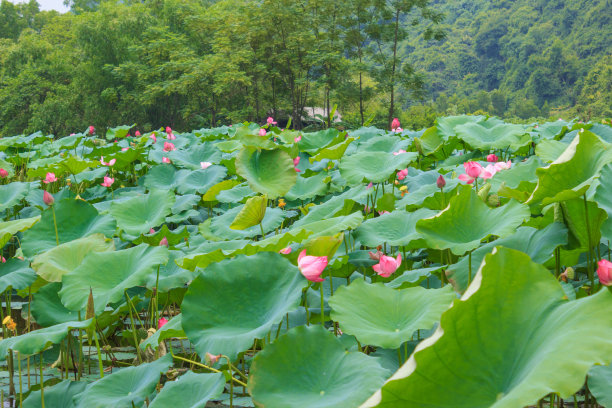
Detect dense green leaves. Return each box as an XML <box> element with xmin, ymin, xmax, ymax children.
<box><xmin>235</xmin><ymin>148</ymin><xmax>297</xmax><ymax>198</ymax></box>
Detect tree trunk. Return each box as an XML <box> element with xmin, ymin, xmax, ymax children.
<box><xmin>388</xmin><ymin>8</ymin><xmax>400</xmax><ymax>129</ymax></box>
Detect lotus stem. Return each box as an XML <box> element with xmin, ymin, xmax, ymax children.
<box><xmin>77</xmin><ymin>312</ymin><xmax>83</xmax><ymax>380</ymax></box>
<box><xmin>397</xmin><ymin>348</ymin><xmax>402</xmax><ymax>366</ymax></box>
<box><xmin>125</xmin><ymin>292</ymin><xmax>143</xmax><ymax>364</ymax></box>
<box><xmin>51</xmin><ymin>205</ymin><xmax>59</xmax><ymax>246</ymax></box>
<box><xmin>320</xmin><ymin>284</ymin><xmax>325</xmax><ymax>326</ymax></box>
<box><xmin>17</xmin><ymin>351</ymin><xmax>22</xmax><ymax>407</ymax></box>
<box><xmin>39</xmin><ymin>353</ymin><xmax>44</xmax><ymax>408</ymax></box>
<box><xmin>583</xmin><ymin>194</ymin><xmax>595</xmax><ymax>290</ymax></box>
<box><xmin>170</xmin><ymin>353</ymin><xmax>247</xmax><ymax>387</ymax></box>
<box><xmin>154</xmin><ymin>265</ymin><xmax>160</xmax><ymax>328</ymax></box>
<box><xmin>92</xmin><ymin>321</ymin><xmax>104</xmax><ymax>378</ymax></box>
<box><xmin>468</xmin><ymin>250</ymin><xmax>473</xmax><ymax>285</ymax></box>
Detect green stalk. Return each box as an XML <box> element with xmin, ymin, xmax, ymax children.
<box><xmin>468</xmin><ymin>250</ymin><xmax>473</xmax><ymax>285</ymax></box>
<box><xmin>39</xmin><ymin>353</ymin><xmax>44</xmax><ymax>408</ymax></box>
<box><xmin>259</xmin><ymin>222</ymin><xmax>265</xmax><ymax>239</ymax></box>
<box><xmin>583</xmin><ymin>194</ymin><xmax>595</xmax><ymax>289</ymax></box>
<box><xmin>154</xmin><ymin>265</ymin><xmax>160</xmax><ymax>328</ymax></box>
<box><xmin>397</xmin><ymin>348</ymin><xmax>402</xmax><ymax>367</ymax></box>
<box><xmin>320</xmin><ymin>284</ymin><xmax>325</xmax><ymax>326</ymax></box>
<box><xmin>91</xmin><ymin>320</ymin><xmax>104</xmax><ymax>378</ymax></box>
<box><xmin>18</xmin><ymin>351</ymin><xmax>22</xmax><ymax>408</ymax></box>
<box><xmin>125</xmin><ymin>292</ymin><xmax>143</xmax><ymax>364</ymax></box>
<box><xmin>51</xmin><ymin>205</ymin><xmax>59</xmax><ymax>246</ymax></box>
<box><xmin>77</xmin><ymin>312</ymin><xmax>83</xmax><ymax>380</ymax></box>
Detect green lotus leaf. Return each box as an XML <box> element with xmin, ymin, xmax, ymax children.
<box><xmin>297</xmin><ymin>128</ymin><xmax>342</xmax><ymax>154</ymax></box>
<box><xmin>110</xmin><ymin>190</ymin><xmax>175</xmax><ymax>236</ymax></box>
<box><xmin>142</xmin><ymin>165</ymin><xmax>185</xmax><ymax>191</ymax></box>
<box><xmin>527</xmin><ymin>130</ymin><xmax>612</xmax><ymax>206</ymax></box>
<box><xmin>291</xmin><ymin>212</ymin><xmax>364</xmax><ymax>239</ymax></box>
<box><xmin>140</xmin><ymin>314</ymin><xmax>184</xmax><ymax>351</ymax></box>
<box><xmin>133</xmin><ymin>225</ymin><xmax>189</xmax><ymax>247</ymax></box>
<box><xmin>204</xmin><ymin>206</ymin><xmax>285</xmax><ymax>240</ymax></box>
<box><xmin>447</xmin><ymin>223</ymin><xmax>567</xmax><ymax>292</ymax></box>
<box><xmin>168</xmin><ymin>142</ymin><xmax>222</xmax><ymax>169</ymax></box>
<box><xmin>0</xmin><ymin>216</ymin><xmax>40</xmax><ymax>248</ymax></box>
<box><xmin>535</xmin><ymin>139</ymin><xmax>568</xmax><ymax>163</ymax></box>
<box><xmin>0</xmin><ymin>319</ymin><xmax>92</xmax><ymax>360</ymax></box>
<box><xmin>31</xmin><ymin>234</ymin><xmax>115</xmax><ymax>282</ymax></box>
<box><xmin>395</xmin><ymin>170</ymin><xmax>461</xmax><ymax>210</ymax></box>
<box><xmin>249</xmin><ymin>325</ymin><xmax>389</xmax><ymax>408</ymax></box>
<box><xmin>23</xmin><ymin>379</ymin><xmax>87</xmax><ymax>408</ymax></box>
<box><xmin>489</xmin><ymin>156</ymin><xmax>541</xmax><ymax>191</ymax></box>
<box><xmin>31</xmin><ymin>282</ymin><xmax>85</xmax><ymax>327</ymax></box>
<box><xmin>339</xmin><ymin>151</ymin><xmax>418</xmax><ymax>185</ymax></box>
<box><xmin>74</xmin><ymin>354</ymin><xmax>173</xmax><ymax>408</ymax></box>
<box><xmin>285</xmin><ymin>173</ymin><xmax>329</xmax><ymax>201</ymax></box>
<box><xmin>292</xmin><ymin>186</ymin><xmax>369</xmax><ymax>228</ymax></box>
<box><xmin>27</xmin><ymin>156</ymin><xmax>96</xmax><ymax>179</ymax></box>
<box><xmin>216</xmin><ymin>182</ymin><xmax>256</xmax><ymax>203</ymax></box>
<box><xmin>144</xmin><ymin>251</ymin><xmax>194</xmax><ymax>291</ymax></box>
<box><xmin>560</xmin><ymin>197</ymin><xmax>606</xmax><ymax>250</ymax></box>
<box><xmin>176</xmin><ymin>167</ymin><xmax>227</xmax><ymax>195</ymax></box>
<box><xmin>230</xmin><ymin>195</ymin><xmax>268</xmax><ymax>230</ymax></box>
<box><xmin>361</xmin><ymin>248</ymin><xmax>612</xmax><ymax>408</ymax></box>
<box><xmin>589</xmin><ymin>364</ymin><xmax>612</xmax><ymax>407</ymax></box>
<box><xmin>235</xmin><ymin>147</ymin><xmax>297</xmax><ymax>198</ymax></box>
<box><xmin>594</xmin><ymin>164</ymin><xmax>612</xmax><ymax>243</ymax></box>
<box><xmin>0</xmin><ymin>181</ymin><xmax>35</xmax><ymax>212</ymax></box>
<box><xmin>214</xmin><ymin>139</ymin><xmax>242</xmax><ymax>152</ymax></box>
<box><xmin>416</xmin><ymin>186</ymin><xmax>530</xmax><ymax>255</ymax></box>
<box><xmin>310</xmin><ymin>137</ymin><xmax>356</xmax><ymax>164</ymax></box>
<box><xmin>354</xmin><ymin>209</ymin><xmax>437</xmax><ymax>247</ymax></box>
<box><xmin>0</xmin><ymin>258</ymin><xmax>37</xmax><ymax>293</ymax></box>
<box><xmin>386</xmin><ymin>266</ymin><xmax>444</xmax><ymax>289</ymax></box>
<box><xmin>534</xmin><ymin>120</ymin><xmax>574</xmax><ymax>141</ymax></box>
<box><xmin>105</xmin><ymin>124</ymin><xmax>134</xmax><ymax>140</ymax></box>
<box><xmin>303</xmin><ymin>234</ymin><xmax>344</xmax><ymax>259</ymax></box>
<box><xmin>356</xmin><ymin>135</ymin><xmax>409</xmax><ymax>154</ymax></box>
<box><xmin>149</xmin><ymin>371</ymin><xmax>225</xmax><ymax>408</ymax></box>
<box><xmin>171</xmin><ymin>194</ymin><xmax>200</xmax><ymax>214</ymax></box>
<box><xmin>330</xmin><ymin>280</ymin><xmax>455</xmax><ymax>349</ymax></box>
<box><xmin>21</xmin><ymin>199</ymin><xmax>115</xmax><ymax>257</ymax></box>
<box><xmin>455</xmin><ymin>122</ymin><xmax>530</xmax><ymax>151</ymax></box>
<box><xmin>182</xmin><ymin>252</ymin><xmax>304</xmax><ymax>361</ymax></box>
<box><xmin>59</xmin><ymin>244</ymin><xmax>169</xmax><ymax>314</ymax></box>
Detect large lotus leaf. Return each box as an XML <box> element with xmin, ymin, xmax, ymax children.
<box><xmin>309</xmin><ymin>137</ymin><xmax>355</xmax><ymax>163</ymax></box>
<box><xmin>0</xmin><ymin>319</ymin><xmax>92</xmax><ymax>360</ymax></box>
<box><xmin>354</xmin><ymin>209</ymin><xmax>436</xmax><ymax>247</ymax></box>
<box><xmin>176</xmin><ymin>167</ymin><xmax>227</xmax><ymax>195</ymax></box>
<box><xmin>0</xmin><ymin>216</ymin><xmax>40</xmax><ymax>248</ymax></box>
<box><xmin>560</xmin><ymin>197</ymin><xmax>606</xmax><ymax>250</ymax></box>
<box><xmin>534</xmin><ymin>120</ymin><xmax>575</xmax><ymax>141</ymax></box>
<box><xmin>74</xmin><ymin>354</ymin><xmax>173</xmax><ymax>408</ymax></box>
<box><xmin>0</xmin><ymin>181</ymin><xmax>35</xmax><ymax>212</ymax></box>
<box><xmin>455</xmin><ymin>122</ymin><xmax>530</xmax><ymax>150</ymax></box>
<box><xmin>21</xmin><ymin>199</ymin><xmax>115</xmax><ymax>257</ymax></box>
<box><xmin>330</xmin><ymin>280</ymin><xmax>455</xmax><ymax>349</ymax></box>
<box><xmin>205</xmin><ymin>205</ymin><xmax>285</xmax><ymax>240</ymax></box>
<box><xmin>141</xmin><ymin>314</ymin><xmax>184</xmax><ymax>351</ymax></box>
<box><xmin>215</xmin><ymin>182</ymin><xmax>256</xmax><ymax>203</ymax></box>
<box><xmin>144</xmin><ymin>251</ymin><xmax>193</xmax><ymax>291</ymax></box>
<box><xmin>171</xmin><ymin>194</ymin><xmax>199</xmax><ymax>214</ymax></box>
<box><xmin>355</xmin><ymin>136</ymin><xmax>409</xmax><ymax>154</ymax></box>
<box><xmin>297</xmin><ymin>128</ymin><xmax>342</xmax><ymax>154</ymax></box>
<box><xmin>292</xmin><ymin>186</ymin><xmax>369</xmax><ymax>228</ymax></box>
<box><xmin>395</xmin><ymin>170</ymin><xmax>461</xmax><ymax>210</ymax></box>
<box><xmin>133</xmin><ymin>225</ymin><xmax>189</xmax><ymax>247</ymax></box>
<box><xmin>339</xmin><ymin>151</ymin><xmax>418</xmax><ymax>185</ymax></box>
<box><xmin>535</xmin><ymin>139</ymin><xmax>568</xmax><ymax>163</ymax></box>
<box><xmin>59</xmin><ymin>244</ymin><xmax>169</xmax><ymax>314</ymax></box>
<box><xmin>168</xmin><ymin>142</ymin><xmax>222</xmax><ymax>169</ymax></box>
<box><xmin>414</xmin><ymin>126</ymin><xmax>455</xmax><ymax>158</ymax></box>
<box><xmin>142</xmin><ymin>165</ymin><xmax>186</xmax><ymax>191</ymax></box>
<box><xmin>235</xmin><ymin>147</ymin><xmax>297</xmax><ymax>198</ymax></box>
<box><xmin>230</xmin><ymin>195</ymin><xmax>267</xmax><ymax>230</ymax></box>
<box><xmin>446</xmin><ymin>223</ymin><xmax>567</xmax><ymax>292</ymax></box>
<box><xmin>110</xmin><ymin>190</ymin><xmax>175</xmax><ymax>235</ymax></box>
<box><xmin>285</xmin><ymin>173</ymin><xmax>330</xmax><ymax>201</ymax></box>
<box><xmin>594</xmin><ymin>164</ymin><xmax>612</xmax><ymax>243</ymax></box>
<box><xmin>291</xmin><ymin>212</ymin><xmax>364</xmax><ymax>239</ymax></box>
<box><xmin>416</xmin><ymin>187</ymin><xmax>530</xmax><ymax>255</ymax></box>
<box><xmin>489</xmin><ymin>156</ymin><xmax>541</xmax><ymax>191</ymax></box>
<box><xmin>31</xmin><ymin>282</ymin><xmax>85</xmax><ymax>326</ymax></box>
<box><xmin>249</xmin><ymin>325</ymin><xmax>389</xmax><ymax>408</ymax></box>
<box><xmin>589</xmin><ymin>364</ymin><xmax>612</xmax><ymax>407</ymax></box>
<box><xmin>182</xmin><ymin>252</ymin><xmax>304</xmax><ymax>361</ymax></box>
<box><xmin>27</xmin><ymin>156</ymin><xmax>96</xmax><ymax>179</ymax></box>
<box><xmin>527</xmin><ymin>131</ymin><xmax>612</xmax><ymax>206</ymax></box>
<box><xmin>31</xmin><ymin>234</ymin><xmax>114</xmax><ymax>282</ymax></box>
<box><xmin>149</xmin><ymin>372</ymin><xmax>224</xmax><ymax>408</ymax></box>
<box><xmin>105</xmin><ymin>124</ymin><xmax>134</xmax><ymax>140</ymax></box>
<box><xmin>361</xmin><ymin>248</ymin><xmax>612</xmax><ymax>408</ymax></box>
<box><xmin>23</xmin><ymin>379</ymin><xmax>87</xmax><ymax>408</ymax></box>
<box><xmin>0</xmin><ymin>258</ymin><xmax>36</xmax><ymax>293</ymax></box>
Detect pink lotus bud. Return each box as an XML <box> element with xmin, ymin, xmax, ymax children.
<box><xmin>372</xmin><ymin>253</ymin><xmax>402</xmax><ymax>278</ymax></box>
<box><xmin>267</xmin><ymin>117</ymin><xmax>277</xmax><ymax>125</ymax></box>
<box><xmin>279</xmin><ymin>247</ymin><xmax>292</xmax><ymax>254</ymax></box>
<box><xmin>397</xmin><ymin>169</ymin><xmax>408</xmax><ymax>181</ymax></box>
<box><xmin>205</xmin><ymin>352</ymin><xmax>221</xmax><ymax>365</ymax></box>
<box><xmin>297</xmin><ymin>250</ymin><xmax>327</xmax><ymax>282</ymax></box>
<box><xmin>391</xmin><ymin>118</ymin><xmax>401</xmax><ymax>130</ymax></box>
<box><xmin>167</xmin><ymin>133</ymin><xmax>176</xmax><ymax>140</ymax></box>
<box><xmin>0</xmin><ymin>168</ymin><xmax>8</xmax><ymax>178</ymax></box>
<box><xmin>200</xmin><ymin>162</ymin><xmax>212</xmax><ymax>169</ymax></box>
<box><xmin>486</xmin><ymin>154</ymin><xmax>498</xmax><ymax>162</ymax></box>
<box><xmin>0</xmin><ymin>257</ymin><xmax>5</xmax><ymax>263</ymax></box>
<box><xmin>293</xmin><ymin>157</ymin><xmax>300</xmax><ymax>166</ymax></box>
<box><xmin>436</xmin><ymin>175</ymin><xmax>446</xmax><ymax>189</ymax></box>
<box><xmin>101</xmin><ymin>176</ymin><xmax>115</xmax><ymax>187</ymax></box>
<box><xmin>135</xmin><ymin>130</ymin><xmax>141</xmax><ymax>136</ymax></box>
<box><xmin>162</xmin><ymin>157</ymin><xmax>171</xmax><ymax>164</ymax></box>
<box><xmin>149</xmin><ymin>228</ymin><xmax>155</xmax><ymax>234</ymax></box>
<box><xmin>259</xmin><ymin>128</ymin><xmax>267</xmax><ymax>136</ymax></box>
<box><xmin>43</xmin><ymin>172</ymin><xmax>57</xmax><ymax>184</ymax></box>
<box><xmin>89</xmin><ymin>125</ymin><xmax>95</xmax><ymax>135</ymax></box>
<box><xmin>121</xmin><ymin>147</ymin><xmax>129</xmax><ymax>152</ymax></box>
<box><xmin>163</xmin><ymin>142</ymin><xmax>176</xmax><ymax>152</ymax></box>
<box><xmin>159</xmin><ymin>237</ymin><xmax>169</xmax><ymax>247</ymax></box>
<box><xmin>294</xmin><ymin>135</ymin><xmax>302</xmax><ymax>143</ymax></box>
<box><xmin>43</xmin><ymin>190</ymin><xmax>54</xmax><ymax>206</ymax></box>
<box><xmin>366</xmin><ymin>182</ymin><xmax>373</xmax><ymax>190</ymax></box>
<box><xmin>150</xmin><ymin>133</ymin><xmax>157</xmax><ymax>143</ymax></box>
<box><xmin>597</xmin><ymin>259</ymin><xmax>612</xmax><ymax>286</ymax></box>
<box><xmin>165</xmin><ymin>126</ymin><xmax>172</xmax><ymax>134</ymax></box>
<box><xmin>158</xmin><ymin>317</ymin><xmax>169</xmax><ymax>329</ymax></box>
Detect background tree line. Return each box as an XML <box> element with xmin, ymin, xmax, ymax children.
<box><xmin>0</xmin><ymin>0</ymin><xmax>610</xmax><ymax>137</ymax></box>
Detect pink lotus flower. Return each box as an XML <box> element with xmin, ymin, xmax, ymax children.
<box><xmin>294</xmin><ymin>135</ymin><xmax>302</xmax><ymax>143</ymax></box>
<box><xmin>486</xmin><ymin>154</ymin><xmax>498</xmax><ymax>162</ymax></box>
<box><xmin>158</xmin><ymin>317</ymin><xmax>168</xmax><ymax>329</ymax></box>
<box><xmin>43</xmin><ymin>190</ymin><xmax>54</xmax><ymax>206</ymax></box>
<box><xmin>135</xmin><ymin>131</ymin><xmax>141</xmax><ymax>137</ymax></box>
<box><xmin>200</xmin><ymin>162</ymin><xmax>212</xmax><ymax>169</ymax></box>
<box><xmin>163</xmin><ymin>142</ymin><xmax>176</xmax><ymax>152</ymax></box>
<box><xmin>0</xmin><ymin>257</ymin><xmax>5</xmax><ymax>263</ymax></box>
<box><xmin>0</xmin><ymin>168</ymin><xmax>8</xmax><ymax>178</ymax></box>
<box><xmin>458</xmin><ymin>162</ymin><xmax>491</xmax><ymax>184</ymax></box>
<box><xmin>494</xmin><ymin>161</ymin><xmax>512</xmax><ymax>171</ymax></box>
<box><xmin>43</xmin><ymin>172</ymin><xmax>57</xmax><ymax>184</ymax></box>
<box><xmin>397</xmin><ymin>169</ymin><xmax>408</xmax><ymax>181</ymax></box>
<box><xmin>167</xmin><ymin>133</ymin><xmax>176</xmax><ymax>140</ymax></box>
<box><xmin>372</xmin><ymin>254</ymin><xmax>402</xmax><ymax>278</ymax></box>
<box><xmin>393</xmin><ymin>150</ymin><xmax>406</xmax><ymax>156</ymax></box>
<box><xmin>394</xmin><ymin>127</ymin><xmax>403</xmax><ymax>133</ymax></box>
<box><xmin>159</xmin><ymin>237</ymin><xmax>168</xmax><ymax>247</ymax></box>
<box><xmin>121</xmin><ymin>147</ymin><xmax>129</xmax><ymax>152</ymax></box>
<box><xmin>100</xmin><ymin>156</ymin><xmax>116</xmax><ymax>166</ymax></box>
<box><xmin>279</xmin><ymin>247</ymin><xmax>292</xmax><ymax>254</ymax></box>
<box><xmin>483</xmin><ymin>164</ymin><xmax>497</xmax><ymax>179</ymax></box>
<box><xmin>89</xmin><ymin>125</ymin><xmax>95</xmax><ymax>135</ymax></box>
<box><xmin>367</xmin><ymin>182</ymin><xmax>373</xmax><ymax>189</ymax></box>
<box><xmin>437</xmin><ymin>175</ymin><xmax>446</xmax><ymax>188</ymax></box>
<box><xmin>391</xmin><ymin>118</ymin><xmax>401</xmax><ymax>130</ymax></box>
<box><xmin>162</xmin><ymin>157</ymin><xmax>171</xmax><ymax>164</ymax></box>
<box><xmin>267</xmin><ymin>117</ymin><xmax>277</xmax><ymax>125</ymax></box>
<box><xmin>165</xmin><ymin>126</ymin><xmax>172</xmax><ymax>134</ymax></box>
<box><xmin>297</xmin><ymin>250</ymin><xmax>328</xmax><ymax>282</ymax></box>
<box><xmin>293</xmin><ymin>157</ymin><xmax>300</xmax><ymax>166</ymax></box>
<box><xmin>149</xmin><ymin>228</ymin><xmax>155</xmax><ymax>234</ymax></box>
<box><xmin>597</xmin><ymin>259</ymin><xmax>612</xmax><ymax>286</ymax></box>
<box><xmin>150</xmin><ymin>133</ymin><xmax>157</xmax><ymax>143</ymax></box>
<box><xmin>101</xmin><ymin>176</ymin><xmax>114</xmax><ymax>187</ymax></box>
<box><xmin>259</xmin><ymin>128</ymin><xmax>267</xmax><ymax>136</ymax></box>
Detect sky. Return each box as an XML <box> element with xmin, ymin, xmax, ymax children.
<box><xmin>8</xmin><ymin>0</ymin><xmax>69</xmax><ymax>13</ymax></box>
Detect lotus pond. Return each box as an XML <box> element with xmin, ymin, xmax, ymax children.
<box><xmin>1</xmin><ymin>116</ymin><xmax>612</xmax><ymax>408</ymax></box>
